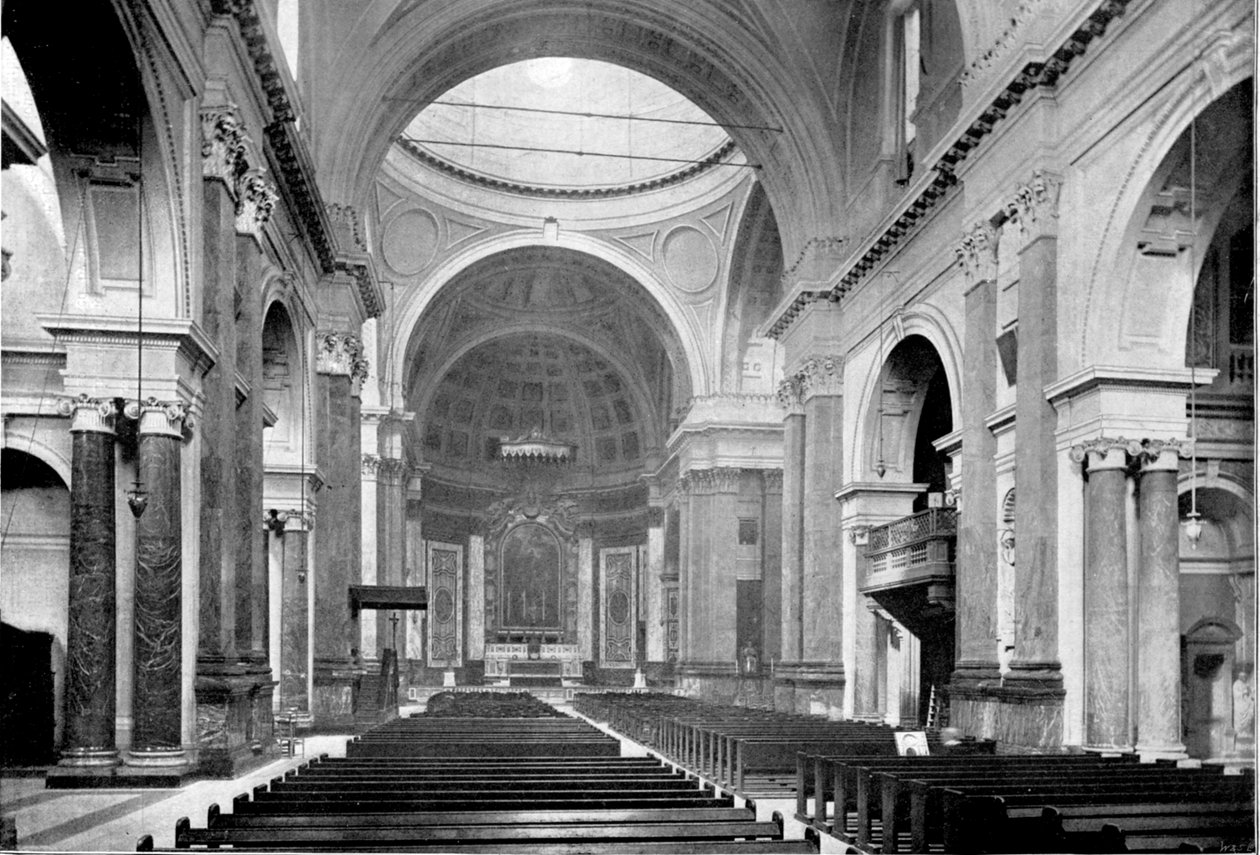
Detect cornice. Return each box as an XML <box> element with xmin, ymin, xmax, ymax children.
<box><xmin>764</xmin><ymin>0</ymin><xmax>1133</xmax><ymax>340</ymax></box>
<box><xmin>36</xmin><ymin>314</ymin><xmax>219</xmax><ymax>377</ymax></box>
<box><xmin>397</xmin><ymin>136</ymin><xmax>738</xmax><ymax>199</ymax></box>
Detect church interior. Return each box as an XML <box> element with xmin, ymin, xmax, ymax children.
<box><xmin>0</xmin><ymin>0</ymin><xmax>1255</xmax><ymax>851</ymax></box>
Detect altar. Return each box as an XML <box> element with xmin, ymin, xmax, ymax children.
<box><xmin>484</xmin><ymin>641</ymin><xmax>584</xmax><ymax>682</ymax></box>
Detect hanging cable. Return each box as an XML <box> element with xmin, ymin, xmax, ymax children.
<box><xmin>385</xmin><ymin>97</ymin><xmax>783</xmax><ymax>132</ymax></box>
<box><xmin>398</xmin><ymin>134</ymin><xmax>759</xmax><ymax>168</ymax></box>
<box><xmin>1185</xmin><ymin>87</ymin><xmax>1202</xmax><ymax>548</ymax></box>
<box><xmin>127</xmin><ymin>116</ymin><xmax>148</xmax><ymax>517</ymax></box>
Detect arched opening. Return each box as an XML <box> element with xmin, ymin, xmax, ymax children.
<box><xmin>861</xmin><ymin>333</ymin><xmax>955</xmax><ymax>725</ymax></box>
<box><xmin>1179</xmin><ymin>487</ymin><xmax>1255</xmax><ymax>761</ymax></box>
<box><xmin>0</xmin><ymin>448</ymin><xmax>70</xmax><ymax>764</ymax></box>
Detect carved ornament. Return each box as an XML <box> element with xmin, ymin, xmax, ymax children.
<box><xmin>200</xmin><ymin>103</ymin><xmax>250</xmax><ymax>187</ymax></box>
<box><xmin>761</xmin><ymin>469</ymin><xmax>784</xmax><ymax>493</ymax></box>
<box><xmin>1005</xmin><ymin>170</ymin><xmax>1062</xmax><ymax>242</ymax></box>
<box><xmin>797</xmin><ymin>355</ymin><xmax>845</xmax><ymax>401</ymax></box>
<box><xmin>124</xmin><ymin>397</ymin><xmax>190</xmax><ymax>437</ymax></box>
<box><xmin>58</xmin><ymin>394</ymin><xmax>118</xmax><ymax>434</ymax></box>
<box><xmin>1068</xmin><ymin>436</ymin><xmax>1142</xmax><ymax>469</ymax></box>
<box><xmin>956</xmin><ymin>219</ymin><xmax>1001</xmax><ymax>287</ymax></box>
<box><xmin>327</xmin><ymin>203</ymin><xmax>366</xmax><ymax>253</ymax></box>
<box><xmin>1139</xmin><ymin>437</ymin><xmax>1193</xmax><ymax>471</ymax></box>
<box><xmin>316</xmin><ymin>331</ymin><xmax>369</xmax><ymax>382</ymax></box>
<box><xmin>234</xmin><ymin>168</ymin><xmax>278</xmax><ymax>238</ymax></box>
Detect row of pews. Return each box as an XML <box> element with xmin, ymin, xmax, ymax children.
<box><xmin>138</xmin><ymin>691</ymin><xmax>817</xmax><ymax>853</ymax></box>
<box><xmin>572</xmin><ymin>692</ymin><xmax>991</xmax><ymax>798</ymax></box>
<box><xmin>575</xmin><ymin>693</ymin><xmax>1255</xmax><ymax>854</ymax></box>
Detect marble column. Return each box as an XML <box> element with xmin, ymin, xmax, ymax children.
<box><xmin>128</xmin><ymin>399</ymin><xmax>187</xmax><ymax>764</ymax></box>
<box><xmin>404</xmin><ymin>474</ymin><xmax>425</xmax><ymax>662</ymax></box>
<box><xmin>1008</xmin><ymin>171</ymin><xmax>1065</xmax><ymax>696</ymax></box>
<box><xmin>58</xmin><ymin>395</ymin><xmax>120</xmax><ymax>766</ymax></box>
<box><xmin>1136</xmin><ymin>439</ymin><xmax>1188</xmax><ymax>758</ymax></box>
<box><xmin>677</xmin><ymin>469</ymin><xmax>740</xmax><ymax>690</ymax></box>
<box><xmin>378</xmin><ymin>458</ymin><xmax>406</xmax><ymax>651</ymax></box>
<box><xmin>952</xmin><ymin>220</ymin><xmax>1002</xmax><ymax>692</ymax></box>
<box><xmin>312</xmin><ymin>332</ymin><xmax>366</xmax><ymax>726</ymax></box>
<box><xmin>645</xmin><ymin>506</ymin><xmax>666</xmax><ymax>662</ymax></box>
<box><xmin>235</xmin><ymin>232</ymin><xmax>267</xmax><ymax>661</ymax></box>
<box><xmin>360</xmin><ymin>453</ymin><xmax>380</xmax><ymax>659</ymax></box>
<box><xmin>276</xmin><ymin>511</ymin><xmax>310</xmax><ymax>711</ymax></box>
<box><xmin>776</xmin><ymin>376</ymin><xmax>806</xmax><ymax>700</ymax></box>
<box><xmin>760</xmin><ymin>470</ymin><xmax>784</xmax><ymax>665</ymax></box>
<box><xmin>799</xmin><ymin>356</ymin><xmax>846</xmax><ymax>708</ymax></box>
<box><xmin>1072</xmin><ymin>438</ymin><xmax>1140</xmax><ymax>751</ymax></box>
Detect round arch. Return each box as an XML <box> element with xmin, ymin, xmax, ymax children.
<box><xmin>1077</xmin><ymin>45</ymin><xmax>1254</xmax><ymax>368</ymax></box>
<box><xmin>316</xmin><ymin>1</ymin><xmax>847</xmax><ymax>261</ymax></box>
<box><xmin>2</xmin><ymin>424</ymin><xmax>72</xmax><ymax>488</ymax></box>
<box><xmin>409</xmin><ymin>322</ymin><xmax>667</xmax><ymax>458</ymax></box>
<box><xmin>390</xmin><ymin>231</ymin><xmax>709</xmax><ymax>404</ymax></box>
<box><xmin>849</xmin><ymin>305</ymin><xmax>963</xmax><ymax>484</ymax></box>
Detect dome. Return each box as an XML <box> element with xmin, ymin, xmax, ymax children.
<box><xmin>401</xmin><ymin>57</ymin><xmax>733</xmax><ymax>193</ymax></box>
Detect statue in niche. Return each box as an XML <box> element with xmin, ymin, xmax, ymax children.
<box><xmin>1234</xmin><ymin>666</ymin><xmax>1254</xmax><ymax>738</ymax></box>
<box><xmin>501</xmin><ymin>523</ymin><xmax>561</xmax><ymax>629</ymax></box>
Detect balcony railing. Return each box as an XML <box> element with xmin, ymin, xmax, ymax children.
<box><xmin>864</xmin><ymin>507</ymin><xmax>957</xmax><ymax>585</ymax></box>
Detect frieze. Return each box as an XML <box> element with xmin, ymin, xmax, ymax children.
<box><xmin>235</xmin><ymin>168</ymin><xmax>278</xmax><ymax>238</ymax></box>
<box><xmin>200</xmin><ymin>103</ymin><xmax>250</xmax><ymax>187</ymax></box>
<box><xmin>956</xmin><ymin>219</ymin><xmax>1001</xmax><ymax>287</ymax></box>
<box><xmin>680</xmin><ymin>467</ymin><xmax>742</xmax><ymax>495</ymax></box>
<box><xmin>58</xmin><ymin>394</ymin><xmax>118</xmax><ymax>434</ymax></box>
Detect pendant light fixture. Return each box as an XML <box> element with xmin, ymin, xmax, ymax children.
<box><xmin>127</xmin><ymin>117</ymin><xmax>148</xmax><ymax>518</ymax></box>
<box><xmin>1183</xmin><ymin>103</ymin><xmax>1203</xmax><ymax>548</ymax></box>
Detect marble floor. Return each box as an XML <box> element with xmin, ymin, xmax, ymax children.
<box><xmin>2</xmin><ymin>700</ymin><xmax>813</xmax><ymax>853</ymax></box>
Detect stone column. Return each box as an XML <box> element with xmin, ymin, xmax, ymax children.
<box><xmin>58</xmin><ymin>395</ymin><xmax>120</xmax><ymax>766</ymax></box>
<box><xmin>776</xmin><ymin>376</ymin><xmax>805</xmax><ymax>707</ymax></box>
<box><xmin>1008</xmin><ymin>171</ymin><xmax>1065</xmax><ymax>699</ymax></box>
<box><xmin>1070</xmin><ymin>438</ymin><xmax>1139</xmax><ymax>751</ymax></box>
<box><xmin>677</xmin><ymin>469</ymin><xmax>741</xmax><ymax>690</ymax></box>
<box><xmin>235</xmin><ymin>228</ymin><xmax>267</xmax><ymax>662</ymax></box>
<box><xmin>404</xmin><ymin>474</ymin><xmax>425</xmax><ymax>662</ymax></box>
<box><xmin>1136</xmin><ymin>439</ymin><xmax>1188</xmax><ymax>758</ymax></box>
<box><xmin>360</xmin><ymin>453</ymin><xmax>381</xmax><ymax>659</ymax></box>
<box><xmin>378</xmin><ymin>458</ymin><xmax>406</xmax><ymax>651</ymax></box>
<box><xmin>951</xmin><ymin>220</ymin><xmax>1002</xmax><ymax>695</ymax></box>
<box><xmin>128</xmin><ymin>399</ymin><xmax>188</xmax><ymax>764</ymax></box>
<box><xmin>275</xmin><ymin>510</ymin><xmax>311</xmax><ymax>712</ymax></box>
<box><xmin>645</xmin><ymin>506</ymin><xmax>666</xmax><ymax>662</ymax></box>
<box><xmin>760</xmin><ymin>470</ymin><xmax>784</xmax><ymax>665</ymax></box>
<box><xmin>799</xmin><ymin>356</ymin><xmax>847</xmax><ymax>711</ymax></box>
<box><xmin>312</xmin><ymin>331</ymin><xmax>366</xmax><ymax>727</ymax></box>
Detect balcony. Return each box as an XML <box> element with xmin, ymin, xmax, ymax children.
<box><xmin>861</xmin><ymin>508</ymin><xmax>956</xmax><ymax>626</ymax></box>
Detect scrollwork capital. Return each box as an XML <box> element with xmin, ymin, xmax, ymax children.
<box><xmin>797</xmin><ymin>354</ymin><xmax>845</xmax><ymax>402</ymax></box>
<box><xmin>59</xmin><ymin>394</ymin><xmax>118</xmax><ymax>434</ymax></box>
<box><xmin>200</xmin><ymin>103</ymin><xmax>251</xmax><ymax>187</ymax></box>
<box><xmin>234</xmin><ymin>168</ymin><xmax>278</xmax><ymax>238</ymax></box>
<box><xmin>956</xmin><ymin>219</ymin><xmax>1000</xmax><ymax>287</ymax></box>
<box><xmin>1005</xmin><ymin>169</ymin><xmax>1062</xmax><ymax>243</ymax></box>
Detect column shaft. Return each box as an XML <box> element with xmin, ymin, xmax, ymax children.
<box><xmin>132</xmin><ymin>408</ymin><xmax>184</xmax><ymax>757</ymax></box>
<box><xmin>235</xmin><ymin>234</ymin><xmax>266</xmax><ymax>659</ymax></box>
<box><xmin>955</xmin><ymin>274</ymin><xmax>1000</xmax><ymax>680</ymax></box>
<box><xmin>1136</xmin><ymin>449</ymin><xmax>1185</xmax><ymax>757</ymax></box>
<box><xmin>760</xmin><ymin>471</ymin><xmax>784</xmax><ymax>665</ymax></box>
<box><xmin>278</xmin><ymin>527</ymin><xmax>309</xmax><ymax>711</ymax></box>
<box><xmin>779</xmin><ymin>412</ymin><xmax>805</xmax><ymax>662</ymax></box>
<box><xmin>801</xmin><ymin>393</ymin><xmax>844</xmax><ymax>669</ymax></box>
<box><xmin>1083</xmin><ymin>448</ymin><xmax>1131</xmax><ymax>750</ymax></box>
<box><xmin>62</xmin><ymin>403</ymin><xmax>118</xmax><ymax>764</ymax></box>
<box><xmin>1010</xmin><ymin>228</ymin><xmax>1062</xmax><ymax>684</ymax></box>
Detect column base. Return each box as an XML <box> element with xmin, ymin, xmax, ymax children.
<box><xmin>57</xmin><ymin>748</ymin><xmax>120</xmax><ymax>768</ymax></box>
<box><xmin>1135</xmin><ymin>742</ymin><xmax>1188</xmax><ymax>762</ymax></box>
<box><xmin>312</xmin><ymin>657</ymin><xmax>359</xmax><ymax>731</ymax></box>
<box><xmin>1081</xmin><ymin>744</ymin><xmax>1134</xmax><ymax>756</ymax></box>
<box><xmin>126</xmin><ymin>747</ymin><xmax>189</xmax><ymax>767</ymax></box>
<box><xmin>771</xmin><ymin>661</ymin><xmax>845</xmax><ymax>717</ymax></box>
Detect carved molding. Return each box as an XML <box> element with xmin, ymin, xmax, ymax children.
<box><xmin>1139</xmin><ymin>437</ymin><xmax>1193</xmax><ymax>471</ymax></box>
<box><xmin>956</xmin><ymin>219</ymin><xmax>1001</xmax><ymax>287</ymax></box>
<box><xmin>316</xmin><ymin>331</ymin><xmax>369</xmax><ymax>382</ymax></box>
<box><xmin>58</xmin><ymin>394</ymin><xmax>118</xmax><ymax>434</ymax></box>
<box><xmin>200</xmin><ymin>103</ymin><xmax>250</xmax><ymax>187</ymax></box>
<box><xmin>234</xmin><ymin>168</ymin><xmax>278</xmax><ymax>238</ymax></box>
<box><xmin>361</xmin><ymin>453</ymin><xmax>382</xmax><ymax>476</ymax></box>
<box><xmin>680</xmin><ymin>467</ymin><xmax>742</xmax><ymax>495</ymax></box>
<box><xmin>1005</xmin><ymin>169</ymin><xmax>1062</xmax><ymax>242</ymax></box>
<box><xmin>761</xmin><ymin>469</ymin><xmax>784</xmax><ymax>493</ymax></box>
<box><xmin>959</xmin><ymin>0</ymin><xmax>1043</xmax><ymax>88</ymax></box>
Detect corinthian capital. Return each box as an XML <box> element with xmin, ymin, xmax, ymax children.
<box><xmin>200</xmin><ymin>103</ymin><xmax>250</xmax><ymax>186</ymax></box>
<box><xmin>798</xmin><ymin>355</ymin><xmax>844</xmax><ymax>402</ymax></box>
<box><xmin>317</xmin><ymin>331</ymin><xmax>370</xmax><ymax>383</ymax></box>
<box><xmin>234</xmin><ymin>168</ymin><xmax>278</xmax><ymax>238</ymax></box>
<box><xmin>1005</xmin><ymin>169</ymin><xmax>1062</xmax><ymax>242</ymax></box>
<box><xmin>955</xmin><ymin>219</ymin><xmax>1000</xmax><ymax>287</ymax></box>
<box><xmin>776</xmin><ymin>375</ymin><xmax>804</xmax><ymax>417</ymax></box>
